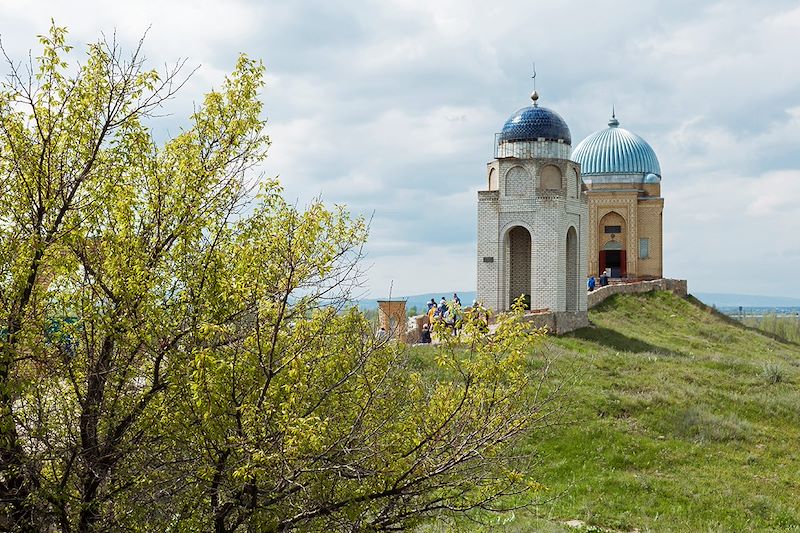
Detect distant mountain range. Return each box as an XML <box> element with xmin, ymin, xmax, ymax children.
<box><xmin>358</xmin><ymin>291</ymin><xmax>800</xmax><ymax>311</ymax></box>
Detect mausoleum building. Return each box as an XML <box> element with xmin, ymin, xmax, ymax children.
<box><xmin>476</xmin><ymin>90</ymin><xmax>588</xmax><ymax>313</ymax></box>
<box><xmin>571</xmin><ymin>113</ymin><xmax>664</xmax><ymax>279</ymax></box>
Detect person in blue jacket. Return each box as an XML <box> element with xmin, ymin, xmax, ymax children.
<box><xmin>587</xmin><ymin>276</ymin><xmax>596</xmax><ymax>292</ymax></box>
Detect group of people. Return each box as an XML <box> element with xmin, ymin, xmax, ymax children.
<box><xmin>587</xmin><ymin>272</ymin><xmax>609</xmax><ymax>292</ymax></box>
<box><xmin>427</xmin><ymin>293</ymin><xmax>461</xmax><ymax>319</ymax></box>
<box><xmin>419</xmin><ymin>293</ymin><xmax>463</xmax><ymax>343</ymax></box>
<box><xmin>378</xmin><ymin>293</ymin><xmax>489</xmax><ymax>345</ymax></box>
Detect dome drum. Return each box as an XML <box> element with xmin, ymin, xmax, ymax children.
<box><xmin>581</xmin><ymin>172</ymin><xmax>661</xmax><ymax>186</ymax></box>
<box><xmin>495</xmin><ymin>134</ymin><xmax>571</xmax><ymax>160</ymax></box>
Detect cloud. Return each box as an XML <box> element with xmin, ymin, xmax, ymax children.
<box><xmin>665</xmin><ymin>167</ymin><xmax>800</xmax><ymax>295</ymax></box>
<box><xmin>363</xmin><ymin>244</ymin><xmax>477</xmax><ymax>298</ymax></box>
<box><xmin>2</xmin><ymin>0</ymin><xmax>799</xmax><ymax>298</ymax></box>
<box><xmin>744</xmin><ymin>170</ymin><xmax>800</xmax><ymax>217</ymax></box>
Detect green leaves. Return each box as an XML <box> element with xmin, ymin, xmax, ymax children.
<box><xmin>0</xmin><ymin>24</ymin><xmax>558</xmax><ymax>533</ymax></box>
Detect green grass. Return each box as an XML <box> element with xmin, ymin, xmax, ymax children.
<box><xmin>420</xmin><ymin>291</ymin><xmax>800</xmax><ymax>531</ymax></box>
<box><xmin>742</xmin><ymin>313</ymin><xmax>800</xmax><ymax>344</ymax></box>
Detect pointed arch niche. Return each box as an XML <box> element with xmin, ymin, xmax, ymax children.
<box><xmin>505</xmin><ymin>166</ymin><xmax>531</xmax><ymax>196</ymax></box>
<box><xmin>598</xmin><ymin>211</ymin><xmax>626</xmax><ymax>277</ymax></box>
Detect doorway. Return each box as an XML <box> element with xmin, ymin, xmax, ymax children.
<box><xmin>599</xmin><ymin>248</ymin><xmax>626</xmax><ymax>278</ymax></box>
<box><xmin>566</xmin><ymin>226</ymin><xmax>578</xmax><ymax>311</ymax></box>
<box><xmin>507</xmin><ymin>226</ymin><xmax>531</xmax><ymax>309</ymax></box>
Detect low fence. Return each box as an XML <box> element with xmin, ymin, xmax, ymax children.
<box><xmin>587</xmin><ymin>278</ymin><xmax>688</xmax><ymax>309</ymax></box>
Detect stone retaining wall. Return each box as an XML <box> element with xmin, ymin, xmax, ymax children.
<box><xmin>587</xmin><ymin>278</ymin><xmax>688</xmax><ymax>309</ymax></box>
<box><xmin>520</xmin><ymin>310</ymin><xmax>590</xmax><ymax>335</ymax></box>
<box><xmin>408</xmin><ymin>278</ymin><xmax>686</xmax><ymax>339</ymax></box>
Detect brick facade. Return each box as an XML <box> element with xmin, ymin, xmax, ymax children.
<box><xmin>586</xmin><ymin>184</ymin><xmax>664</xmax><ymax>279</ymax></box>
<box><xmin>377</xmin><ymin>300</ymin><xmax>408</xmax><ymax>342</ymax></box>
<box><xmin>477</xmin><ymin>142</ymin><xmax>589</xmax><ymax>314</ymax></box>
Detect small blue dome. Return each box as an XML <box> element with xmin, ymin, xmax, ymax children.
<box><xmin>572</xmin><ymin>116</ymin><xmax>661</xmax><ymax>177</ymax></box>
<box><xmin>499</xmin><ymin>105</ymin><xmax>571</xmax><ymax>144</ymax></box>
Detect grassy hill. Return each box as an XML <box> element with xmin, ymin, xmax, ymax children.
<box><xmin>423</xmin><ymin>291</ymin><xmax>800</xmax><ymax>531</ymax></box>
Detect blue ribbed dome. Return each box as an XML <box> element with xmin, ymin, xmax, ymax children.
<box><xmin>572</xmin><ymin>116</ymin><xmax>661</xmax><ymax>176</ymax></box>
<box><xmin>499</xmin><ymin>105</ymin><xmax>571</xmax><ymax>144</ymax></box>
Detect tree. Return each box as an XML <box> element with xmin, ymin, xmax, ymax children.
<box><xmin>0</xmin><ymin>25</ymin><xmax>561</xmax><ymax>532</ymax></box>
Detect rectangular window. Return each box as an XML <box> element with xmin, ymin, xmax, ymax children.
<box><xmin>639</xmin><ymin>238</ymin><xmax>650</xmax><ymax>259</ymax></box>
<box><xmin>604</xmin><ymin>225</ymin><xmax>621</xmax><ymax>234</ymax></box>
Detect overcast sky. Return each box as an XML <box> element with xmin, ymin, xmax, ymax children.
<box><xmin>2</xmin><ymin>0</ymin><xmax>799</xmax><ymax>298</ymax></box>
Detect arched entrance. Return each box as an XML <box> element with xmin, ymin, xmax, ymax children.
<box><xmin>507</xmin><ymin>226</ymin><xmax>531</xmax><ymax>309</ymax></box>
<box><xmin>598</xmin><ymin>211</ymin><xmax>627</xmax><ymax>278</ymax></box>
<box><xmin>601</xmin><ymin>240</ymin><xmax>626</xmax><ymax>278</ymax></box>
<box><xmin>566</xmin><ymin>226</ymin><xmax>578</xmax><ymax>311</ymax></box>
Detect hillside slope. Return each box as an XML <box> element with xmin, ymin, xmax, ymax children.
<box><xmin>509</xmin><ymin>291</ymin><xmax>800</xmax><ymax>532</ymax></box>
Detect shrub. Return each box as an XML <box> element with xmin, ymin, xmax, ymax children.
<box><xmin>761</xmin><ymin>362</ymin><xmax>784</xmax><ymax>385</ymax></box>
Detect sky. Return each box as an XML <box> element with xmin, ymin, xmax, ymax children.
<box><xmin>2</xmin><ymin>0</ymin><xmax>799</xmax><ymax>298</ymax></box>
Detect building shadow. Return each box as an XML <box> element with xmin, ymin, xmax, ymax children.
<box><xmin>568</xmin><ymin>325</ymin><xmax>684</xmax><ymax>357</ymax></box>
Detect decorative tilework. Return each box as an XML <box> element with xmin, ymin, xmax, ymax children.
<box><xmin>499</xmin><ymin>106</ymin><xmax>572</xmax><ymax>144</ymax></box>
